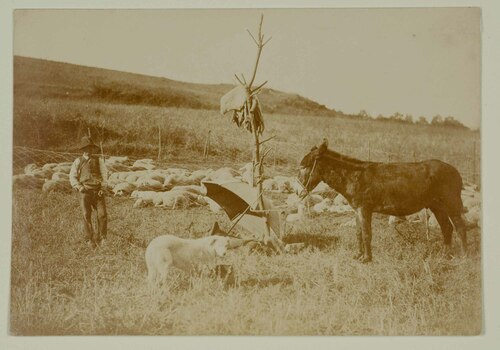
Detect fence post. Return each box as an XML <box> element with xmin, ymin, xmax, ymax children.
<box><xmin>157</xmin><ymin>124</ymin><xmax>162</xmax><ymax>160</ymax></box>
<box><xmin>203</xmin><ymin>130</ymin><xmax>211</xmax><ymax>158</ymax></box>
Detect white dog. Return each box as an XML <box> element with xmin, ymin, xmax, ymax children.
<box><xmin>145</xmin><ymin>234</ymin><xmax>230</xmax><ymax>286</ymax></box>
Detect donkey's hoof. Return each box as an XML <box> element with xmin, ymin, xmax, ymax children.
<box><xmin>359</xmin><ymin>256</ymin><xmax>372</xmax><ymax>264</ymax></box>
<box><xmin>353</xmin><ymin>253</ymin><xmax>363</xmax><ymax>260</ymax></box>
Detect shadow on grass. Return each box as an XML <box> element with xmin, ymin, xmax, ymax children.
<box><xmin>283</xmin><ymin>233</ymin><xmax>340</xmax><ymax>251</ymax></box>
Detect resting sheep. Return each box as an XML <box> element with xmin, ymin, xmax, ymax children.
<box><xmin>262</xmin><ymin>178</ymin><xmax>278</xmax><ymax>191</ymax></box>
<box><xmin>202</xmin><ymin>167</ymin><xmax>239</xmax><ymax>183</ymax></box>
<box><xmin>132</xmin><ymin>190</ymin><xmax>199</xmax><ymax>209</ymax></box>
<box><xmin>42</xmin><ymin>179</ymin><xmax>72</xmax><ymax>193</ymax></box>
<box><xmin>136</xmin><ymin>178</ymin><xmax>164</xmax><ymax>191</ymax></box>
<box><xmin>113</xmin><ymin>182</ymin><xmax>137</xmax><ymax>197</ymax></box>
<box><xmin>163</xmin><ymin>173</ymin><xmax>195</xmax><ymax>188</ymax></box>
<box><xmin>145</xmin><ymin>234</ymin><xmax>230</xmax><ymax>287</ymax></box>
<box><xmin>132</xmin><ymin>158</ymin><xmax>155</xmax><ymax>170</ymax></box>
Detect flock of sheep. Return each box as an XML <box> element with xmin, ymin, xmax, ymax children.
<box><xmin>13</xmin><ymin>156</ymin><xmax>481</xmax><ymax>229</ymax></box>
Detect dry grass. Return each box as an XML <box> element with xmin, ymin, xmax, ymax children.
<box><xmin>13</xmin><ymin>96</ymin><xmax>480</xmax><ymax>183</ymax></box>
<box><xmin>11</xmin><ymin>80</ymin><xmax>482</xmax><ymax>335</ymax></box>
<box><xmin>10</xmin><ymin>188</ymin><xmax>482</xmax><ymax>335</ymax></box>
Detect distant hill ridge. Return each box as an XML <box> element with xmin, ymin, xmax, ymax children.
<box><xmin>14</xmin><ymin>56</ymin><xmax>339</xmax><ymax>117</ymax></box>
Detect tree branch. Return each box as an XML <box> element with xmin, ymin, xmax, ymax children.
<box><xmin>258</xmin><ymin>135</ymin><xmax>276</xmax><ymax>145</ymax></box>
<box><xmin>240</xmin><ymin>74</ymin><xmax>247</xmax><ymax>85</ymax></box>
<box><xmin>263</xmin><ymin>36</ymin><xmax>272</xmax><ymax>47</ymax></box>
<box><xmin>247</xmin><ymin>14</ymin><xmax>266</xmax><ymax>89</ymax></box>
<box><xmin>246</xmin><ymin>29</ymin><xmax>259</xmax><ymax>46</ymax></box>
<box><xmin>234</xmin><ymin>74</ymin><xmax>245</xmax><ymax>86</ymax></box>
<box><xmin>251</xmin><ymin>80</ymin><xmax>268</xmax><ymax>95</ymax></box>
<box><xmin>260</xmin><ymin>146</ymin><xmax>273</xmax><ymax>162</ymax></box>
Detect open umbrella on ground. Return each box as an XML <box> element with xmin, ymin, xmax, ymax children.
<box><xmin>202</xmin><ymin>180</ymin><xmax>283</xmax><ymax>241</ymax></box>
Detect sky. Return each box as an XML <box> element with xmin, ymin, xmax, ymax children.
<box><xmin>13</xmin><ymin>8</ymin><xmax>481</xmax><ymax>128</ymax></box>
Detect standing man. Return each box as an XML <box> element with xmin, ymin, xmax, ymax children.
<box><xmin>69</xmin><ymin>136</ymin><xmax>108</xmax><ymax>248</ymax></box>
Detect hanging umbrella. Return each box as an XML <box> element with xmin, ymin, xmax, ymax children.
<box><xmin>202</xmin><ymin>180</ymin><xmax>282</xmax><ymax>239</ymax></box>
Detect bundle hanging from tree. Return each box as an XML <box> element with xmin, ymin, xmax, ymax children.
<box><xmin>219</xmin><ymin>14</ymin><xmax>284</xmax><ymax>253</ymax></box>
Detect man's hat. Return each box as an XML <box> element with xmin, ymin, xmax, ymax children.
<box><xmin>79</xmin><ymin>136</ymin><xmax>100</xmax><ymax>151</ymax></box>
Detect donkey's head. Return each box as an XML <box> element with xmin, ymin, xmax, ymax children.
<box><xmin>297</xmin><ymin>139</ymin><xmax>329</xmax><ymax>194</ymax></box>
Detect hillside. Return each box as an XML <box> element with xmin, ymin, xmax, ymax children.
<box><xmin>14</xmin><ymin>56</ymin><xmax>338</xmax><ymax>117</ymax></box>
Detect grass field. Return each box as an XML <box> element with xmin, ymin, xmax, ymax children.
<box><xmin>10</xmin><ymin>186</ymin><xmax>482</xmax><ymax>335</ymax></box>
<box><xmin>11</xmin><ymin>56</ymin><xmax>482</xmax><ymax>335</ymax></box>
<box><xmin>13</xmin><ymin>96</ymin><xmax>480</xmax><ymax>184</ymax></box>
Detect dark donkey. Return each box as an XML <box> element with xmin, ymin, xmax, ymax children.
<box><xmin>298</xmin><ymin>139</ymin><xmax>467</xmax><ymax>263</ymax></box>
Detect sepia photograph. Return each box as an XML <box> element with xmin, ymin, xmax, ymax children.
<box><xmin>3</xmin><ymin>2</ymin><xmax>495</xmax><ymax>343</ymax></box>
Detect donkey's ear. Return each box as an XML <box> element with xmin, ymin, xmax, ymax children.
<box><xmin>317</xmin><ymin>138</ymin><xmax>328</xmax><ymax>153</ymax></box>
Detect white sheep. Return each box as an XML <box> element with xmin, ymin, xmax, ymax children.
<box><xmin>170</xmin><ymin>185</ymin><xmax>206</xmax><ymax>196</ymax></box>
<box><xmin>52</xmin><ymin>164</ymin><xmax>72</xmax><ymax>174</ymax></box>
<box><xmin>113</xmin><ymin>182</ymin><xmax>137</xmax><ymax>196</ymax></box>
<box><xmin>188</xmin><ymin>169</ymin><xmax>212</xmax><ymax>184</ymax></box>
<box><xmin>313</xmin><ymin>198</ymin><xmax>334</xmax><ymax>213</ymax></box>
<box><xmin>311</xmin><ymin>181</ymin><xmax>332</xmax><ymax>194</ymax></box>
<box><xmin>117</xmin><ymin>172</ymin><xmax>133</xmax><ymax>181</ymax></box>
<box><xmin>462</xmin><ymin>194</ymin><xmax>480</xmax><ymax>212</ymax></box>
<box><xmin>165</xmin><ymin>168</ymin><xmax>190</xmax><ymax>175</ymax></box>
<box><xmin>42</xmin><ymin>179</ymin><xmax>71</xmax><ymax>193</ymax></box>
<box><xmin>42</xmin><ymin>163</ymin><xmax>58</xmax><ymax>171</ymax></box>
<box><xmin>238</xmin><ymin>163</ymin><xmax>254</xmax><ymax>184</ymax></box>
<box><xmin>464</xmin><ymin>206</ymin><xmax>481</xmax><ymax>227</ymax></box>
<box><xmin>286</xmin><ymin>193</ymin><xmax>323</xmax><ymax>209</ymax></box>
<box><xmin>51</xmin><ymin>172</ymin><xmax>69</xmax><ymax>181</ymax></box>
<box><xmin>125</xmin><ymin>173</ymin><xmax>142</xmax><ymax>184</ymax></box>
<box><xmin>131</xmin><ymin>190</ymin><xmax>159</xmax><ymax>201</ymax></box>
<box><xmin>107</xmin><ymin>163</ymin><xmax>130</xmax><ymax>173</ymax></box>
<box><xmin>388</xmin><ymin>216</ymin><xmax>406</xmax><ymax>225</ymax></box>
<box><xmin>273</xmin><ymin>176</ymin><xmax>293</xmax><ymax>193</ymax></box>
<box><xmin>203</xmin><ymin>167</ymin><xmax>239</xmax><ymax>182</ymax></box>
<box><xmin>133</xmin><ymin>198</ymin><xmax>151</xmax><ymax>208</ymax></box>
<box><xmin>262</xmin><ymin>178</ymin><xmax>277</xmax><ymax>191</ymax></box>
<box><xmin>106</xmin><ymin>156</ymin><xmax>129</xmax><ymax>165</ymax></box>
<box><xmin>132</xmin><ymin>159</ymin><xmax>155</xmax><ymax>170</ymax></box>
<box><xmin>328</xmin><ymin>204</ymin><xmax>352</xmax><ymax>213</ymax></box>
<box><xmin>163</xmin><ymin>173</ymin><xmax>194</xmax><ymax>188</ymax></box>
<box><xmin>290</xmin><ymin>178</ymin><xmax>305</xmax><ymax>195</ymax></box>
<box><xmin>132</xmin><ymin>190</ymin><xmax>194</xmax><ymax>209</ymax></box>
<box><xmin>333</xmin><ymin>193</ymin><xmax>348</xmax><ymax>206</ymax></box>
<box><xmin>24</xmin><ymin>163</ymin><xmax>38</xmax><ymax>175</ymax></box>
<box><xmin>132</xmin><ymin>191</ymin><xmax>164</xmax><ymax>208</ymax></box>
<box><xmin>157</xmin><ymin>191</ymin><xmax>193</xmax><ymax>209</ymax></box>
<box><xmin>145</xmin><ymin>234</ymin><xmax>230</xmax><ymax>287</ymax></box>
<box><xmin>136</xmin><ymin>178</ymin><xmax>164</xmax><ymax>191</ymax></box>
<box><xmin>143</xmin><ymin>172</ymin><xmax>166</xmax><ymax>183</ymax></box>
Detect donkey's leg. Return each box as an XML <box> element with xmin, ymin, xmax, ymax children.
<box><xmin>353</xmin><ymin>211</ymin><xmax>364</xmax><ymax>260</ymax></box>
<box><xmin>430</xmin><ymin>207</ymin><xmax>454</xmax><ymax>257</ymax></box>
<box><xmin>358</xmin><ymin>208</ymin><xmax>373</xmax><ymax>263</ymax></box>
<box><xmin>450</xmin><ymin>215</ymin><xmax>468</xmax><ymax>257</ymax></box>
